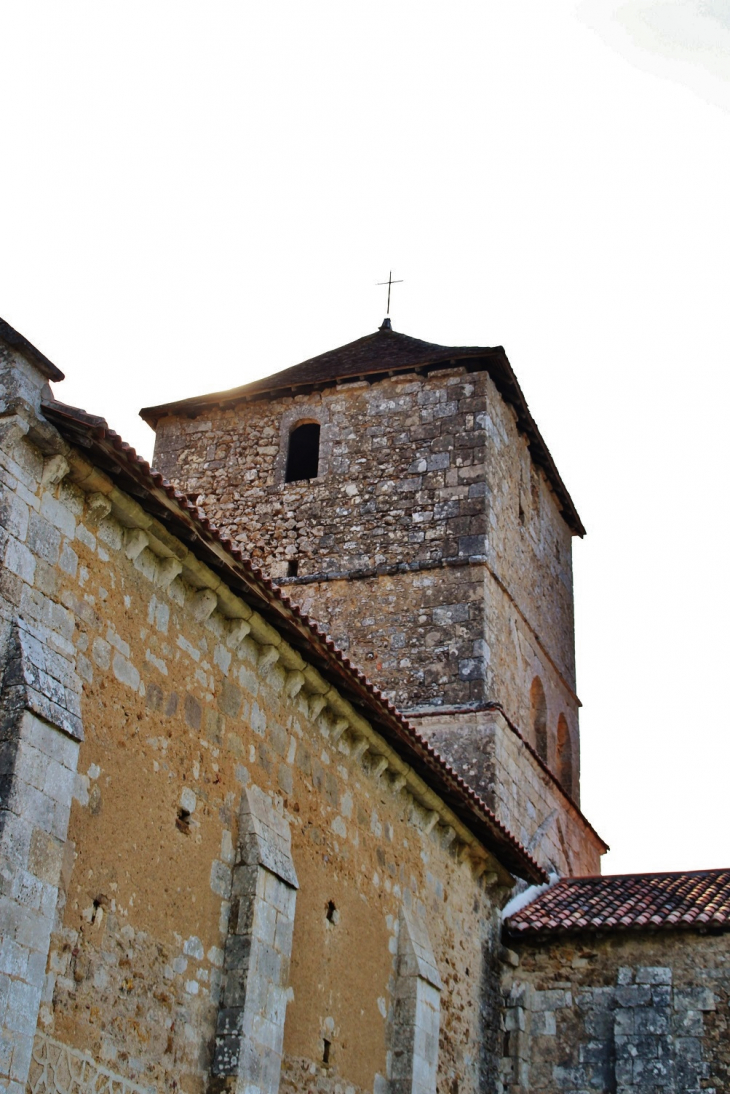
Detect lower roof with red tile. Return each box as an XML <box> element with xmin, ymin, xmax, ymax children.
<box><xmin>505</xmin><ymin>869</ymin><xmax>730</xmax><ymax>937</ymax></box>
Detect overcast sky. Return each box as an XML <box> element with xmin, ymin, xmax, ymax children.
<box><xmin>2</xmin><ymin>1</ymin><xmax>728</xmax><ymax>874</ymax></box>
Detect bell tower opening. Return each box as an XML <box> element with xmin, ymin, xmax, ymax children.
<box><xmin>285</xmin><ymin>422</ymin><xmax>320</xmax><ymax>482</ymax></box>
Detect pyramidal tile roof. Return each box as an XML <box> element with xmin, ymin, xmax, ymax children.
<box><xmin>140</xmin><ymin>323</ymin><xmax>496</xmax><ymax>419</ymax></box>
<box><xmin>222</xmin><ymin>323</ymin><xmax>495</xmax><ymax>395</ymax></box>
<box><xmin>504</xmin><ymin>869</ymin><xmax>730</xmax><ymax>937</ymax></box>
<box><xmin>140</xmin><ymin>322</ymin><xmax>586</xmax><ymax>536</ymax></box>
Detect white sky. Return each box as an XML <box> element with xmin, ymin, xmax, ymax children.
<box><xmin>2</xmin><ymin>1</ymin><xmax>728</xmax><ymax>875</ymax></box>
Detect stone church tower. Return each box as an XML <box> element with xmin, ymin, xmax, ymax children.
<box><xmin>141</xmin><ymin>321</ymin><xmax>606</xmax><ymax>875</ymax></box>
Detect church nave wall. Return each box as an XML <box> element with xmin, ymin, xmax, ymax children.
<box><xmin>20</xmin><ymin>466</ymin><xmax>509</xmax><ymax>1094</ymax></box>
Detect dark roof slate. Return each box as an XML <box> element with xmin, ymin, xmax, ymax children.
<box><xmin>140</xmin><ymin>325</ymin><xmax>494</xmax><ymax>419</ymax></box>
<box><xmin>223</xmin><ymin>326</ymin><xmax>491</xmax><ymax>393</ymax></box>
<box><xmin>505</xmin><ymin>869</ymin><xmax>730</xmax><ymax>937</ymax></box>
<box><xmin>140</xmin><ymin>323</ymin><xmax>586</xmax><ymax>537</ymax></box>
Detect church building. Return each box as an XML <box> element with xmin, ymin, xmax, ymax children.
<box><xmin>1</xmin><ymin>315</ymin><xmax>729</xmax><ymax>1094</ymax></box>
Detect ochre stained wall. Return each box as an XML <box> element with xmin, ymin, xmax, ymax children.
<box><xmin>36</xmin><ymin>480</ymin><xmax>505</xmax><ymax>1094</ymax></box>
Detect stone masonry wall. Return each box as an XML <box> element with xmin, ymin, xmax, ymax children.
<box><xmin>0</xmin><ymin>347</ymin><xmax>87</xmax><ymax>1094</ymax></box>
<box><xmin>151</xmin><ymin>363</ymin><xmax>579</xmax><ymax>778</ymax></box>
<box><xmin>153</xmin><ymin>369</ymin><xmax>494</xmax><ymax>579</ymax></box>
<box><xmin>290</xmin><ymin>565</ymin><xmax>485</xmax><ymax>711</ymax></box>
<box><xmin>482</xmin><ymin>399</ymin><xmax>576</xmax><ymax>702</ymax></box>
<box><xmin>414</xmin><ymin>709</ymin><xmax>602</xmax><ymax>878</ymax></box>
<box><xmin>0</xmin><ymin>393</ymin><xmax>516</xmax><ymax>1094</ymax></box>
<box><xmin>499</xmin><ymin>930</ymin><xmax>730</xmax><ymax>1093</ymax></box>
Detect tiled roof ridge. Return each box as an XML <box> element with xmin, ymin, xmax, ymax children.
<box><xmin>41</xmin><ymin>397</ymin><xmax>548</xmax><ymax>886</ymax></box>
<box><xmin>553</xmin><ymin>867</ymin><xmax>730</xmax><ymax>883</ymax></box>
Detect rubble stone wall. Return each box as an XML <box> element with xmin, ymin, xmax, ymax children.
<box><xmin>151</xmin><ymin>364</ymin><xmax>579</xmax><ymax>760</ymax></box>
<box><xmin>287</xmin><ymin>565</ymin><xmax>486</xmax><ymax>711</ymax></box>
<box><xmin>152</xmin><ymin>369</ymin><xmax>493</xmax><ymax>579</ymax></box>
<box><xmin>0</xmin><ymin>393</ymin><xmax>511</xmax><ymax>1094</ymax></box>
<box><xmin>500</xmin><ymin>929</ymin><xmax>730</xmax><ymax>1093</ymax></box>
<box><xmin>481</xmin><ymin>393</ymin><xmax>576</xmax><ymax>700</ymax></box>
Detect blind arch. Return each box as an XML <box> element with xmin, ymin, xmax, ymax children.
<box><xmin>530</xmin><ymin>676</ymin><xmax>548</xmax><ymax>762</ymax></box>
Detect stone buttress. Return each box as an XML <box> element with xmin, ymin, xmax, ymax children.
<box><xmin>211</xmin><ymin>785</ymin><xmax>298</xmax><ymax>1094</ymax></box>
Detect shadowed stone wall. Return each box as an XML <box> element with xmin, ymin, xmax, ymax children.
<box><xmin>499</xmin><ymin>930</ymin><xmax>730</xmax><ymax>1093</ymax></box>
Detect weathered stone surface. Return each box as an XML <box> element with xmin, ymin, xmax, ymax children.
<box><xmin>500</xmin><ymin>931</ymin><xmax>730</xmax><ymax>1093</ymax></box>
<box><xmin>4</xmin><ymin>312</ymin><xmax>728</xmax><ymax>1094</ymax></box>
<box><xmin>37</xmin><ymin>497</ymin><xmax>502</xmax><ymax>1094</ymax></box>
<box><xmin>152</xmin><ymin>368</ymin><xmax>577</xmax><ymax>724</ymax></box>
<box><xmin>210</xmin><ymin>786</ymin><xmax>298</xmax><ymax>1094</ymax></box>
<box><xmin>415</xmin><ymin>708</ymin><xmax>603</xmax><ymax>876</ymax></box>
<box><xmin>390</xmin><ymin>907</ymin><xmax>442</xmax><ymax>1094</ymax></box>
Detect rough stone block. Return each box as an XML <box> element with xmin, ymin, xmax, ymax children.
<box><xmin>636</xmin><ymin>966</ymin><xmax>672</xmax><ymax>986</ymax></box>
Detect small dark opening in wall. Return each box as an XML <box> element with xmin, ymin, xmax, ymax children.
<box><xmin>322</xmin><ymin>1039</ymin><xmax>331</xmax><ymax>1065</ymax></box>
<box><xmin>287</xmin><ymin>559</ymin><xmax>299</xmax><ymax>577</ymax></box>
<box><xmin>176</xmin><ymin>807</ymin><xmax>191</xmax><ymax>835</ymax></box>
<box><xmin>326</xmin><ymin>900</ymin><xmax>336</xmax><ymax>922</ymax></box>
<box><xmin>286</xmin><ymin>423</ymin><xmax>320</xmax><ymax>482</ymax></box>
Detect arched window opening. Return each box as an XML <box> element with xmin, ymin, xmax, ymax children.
<box><xmin>557</xmin><ymin>714</ymin><xmax>574</xmax><ymax>798</ymax></box>
<box><xmin>285</xmin><ymin>422</ymin><xmax>320</xmax><ymax>483</ymax></box>
<box><xmin>530</xmin><ymin>677</ymin><xmax>548</xmax><ymax>762</ymax></box>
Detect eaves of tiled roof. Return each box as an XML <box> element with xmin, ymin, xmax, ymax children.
<box><xmin>139</xmin><ymin>324</ymin><xmax>586</xmax><ymax>538</ymax></box>
<box><xmin>1</xmin><ymin>317</ymin><xmax>65</xmax><ymax>383</ymax></box>
<box><xmin>41</xmin><ymin>397</ymin><xmax>548</xmax><ymax>886</ymax></box>
<box><xmin>504</xmin><ymin>869</ymin><xmax>730</xmax><ymax>937</ymax></box>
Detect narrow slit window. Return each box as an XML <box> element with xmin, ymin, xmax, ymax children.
<box><xmin>285</xmin><ymin>423</ymin><xmax>320</xmax><ymax>483</ymax></box>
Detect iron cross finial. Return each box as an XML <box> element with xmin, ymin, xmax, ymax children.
<box><xmin>377</xmin><ymin>270</ymin><xmax>404</xmax><ymax>316</ymax></box>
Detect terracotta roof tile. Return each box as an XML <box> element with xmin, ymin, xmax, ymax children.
<box><xmin>505</xmin><ymin>869</ymin><xmax>730</xmax><ymax>937</ymax></box>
